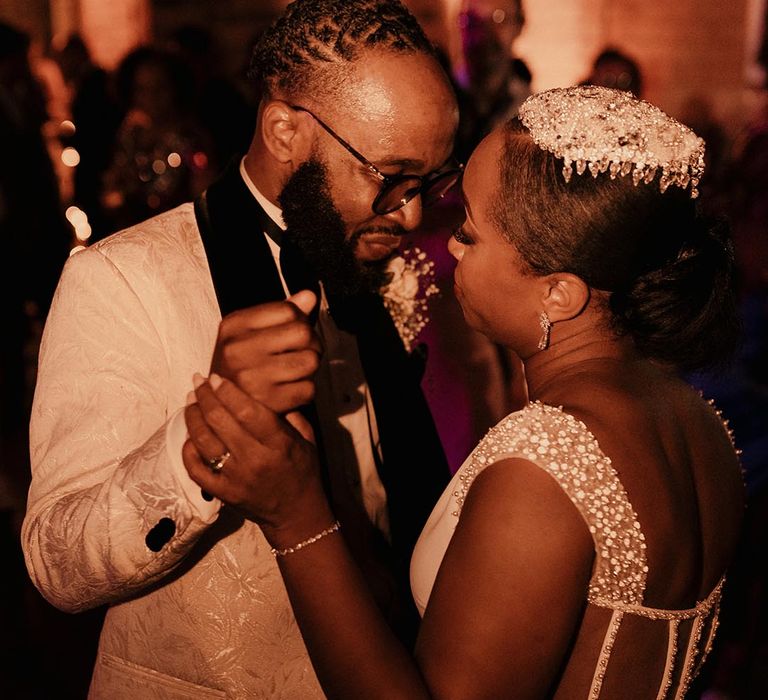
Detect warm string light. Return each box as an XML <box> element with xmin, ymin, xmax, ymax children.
<box><xmin>61</xmin><ymin>147</ymin><xmax>80</xmax><ymax>167</ymax></box>
<box><xmin>60</xmin><ymin>120</ymin><xmax>76</xmax><ymax>136</ymax></box>
<box><xmin>65</xmin><ymin>205</ymin><xmax>92</xmax><ymax>242</ymax></box>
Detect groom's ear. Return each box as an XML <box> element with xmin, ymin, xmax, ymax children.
<box><xmin>541</xmin><ymin>273</ymin><xmax>590</xmax><ymax>322</ymax></box>
<box><xmin>260</xmin><ymin>100</ymin><xmax>313</xmax><ymax>165</ymax></box>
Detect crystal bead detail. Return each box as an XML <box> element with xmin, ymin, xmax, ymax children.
<box><xmin>452</xmin><ymin>401</ymin><xmax>648</xmax><ymax>606</ymax></box>
<box><xmin>519</xmin><ymin>86</ymin><xmax>706</xmax><ymax>199</ymax></box>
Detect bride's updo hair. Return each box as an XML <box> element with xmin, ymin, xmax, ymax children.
<box><xmin>490</xmin><ymin>118</ymin><xmax>740</xmax><ymax>371</ymax></box>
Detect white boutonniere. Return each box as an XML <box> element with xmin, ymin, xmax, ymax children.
<box><xmin>381</xmin><ymin>247</ymin><xmax>439</xmax><ymax>352</ymax></box>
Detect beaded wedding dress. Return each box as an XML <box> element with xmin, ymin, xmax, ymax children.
<box><xmin>411</xmin><ymin>401</ymin><xmax>734</xmax><ymax>699</ymax></box>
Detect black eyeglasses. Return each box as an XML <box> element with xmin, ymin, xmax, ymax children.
<box><xmin>290</xmin><ymin>104</ymin><xmax>463</xmax><ymax>216</ymax></box>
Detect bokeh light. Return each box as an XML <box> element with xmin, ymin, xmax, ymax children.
<box><xmin>61</xmin><ymin>147</ymin><xmax>81</xmax><ymax>167</ymax></box>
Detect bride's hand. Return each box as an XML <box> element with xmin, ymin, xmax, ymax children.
<box><xmin>182</xmin><ymin>374</ymin><xmax>332</xmax><ymax>536</ymax></box>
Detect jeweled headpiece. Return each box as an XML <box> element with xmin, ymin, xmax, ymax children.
<box><xmin>518</xmin><ymin>86</ymin><xmax>706</xmax><ymax>198</ymax></box>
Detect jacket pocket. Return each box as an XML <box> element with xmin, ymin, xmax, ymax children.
<box><xmin>89</xmin><ymin>652</ymin><xmax>228</xmax><ymax>699</ymax></box>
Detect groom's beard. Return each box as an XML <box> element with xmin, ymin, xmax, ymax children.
<box><xmin>278</xmin><ymin>158</ymin><xmax>395</xmax><ymax>300</ymax></box>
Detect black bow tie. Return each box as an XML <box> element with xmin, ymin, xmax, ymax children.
<box><xmin>279</xmin><ymin>236</ymin><xmax>321</xmax><ymax>307</ymax></box>
<box><xmin>253</xmin><ymin>203</ymin><xmax>321</xmax><ymax>324</ymax></box>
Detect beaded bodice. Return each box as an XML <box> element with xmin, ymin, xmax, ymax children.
<box><xmin>410</xmin><ymin>401</ymin><xmax>731</xmax><ymax>699</ymax></box>
<box><xmin>453</xmin><ymin>401</ymin><xmax>649</xmax><ymax>607</ymax></box>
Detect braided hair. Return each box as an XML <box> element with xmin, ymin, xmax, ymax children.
<box><xmin>250</xmin><ymin>0</ymin><xmax>435</xmax><ymax>100</ymax></box>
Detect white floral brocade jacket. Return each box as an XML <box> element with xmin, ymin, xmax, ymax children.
<box><xmin>21</xmin><ymin>204</ymin><xmax>325</xmax><ymax>699</ymax></box>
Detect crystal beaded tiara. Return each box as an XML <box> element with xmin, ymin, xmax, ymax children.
<box><xmin>518</xmin><ymin>86</ymin><xmax>706</xmax><ymax>198</ymax></box>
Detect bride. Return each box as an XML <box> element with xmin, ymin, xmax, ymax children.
<box><xmin>184</xmin><ymin>86</ymin><xmax>745</xmax><ymax>699</ymax></box>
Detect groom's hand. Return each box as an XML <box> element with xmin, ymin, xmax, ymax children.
<box><xmin>210</xmin><ymin>290</ymin><xmax>321</xmax><ymax>414</ymax></box>
<box><xmin>184</xmin><ymin>373</ymin><xmax>328</xmax><ymax>528</ymax></box>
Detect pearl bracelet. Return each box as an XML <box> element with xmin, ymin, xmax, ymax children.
<box><xmin>270</xmin><ymin>521</ymin><xmax>341</xmax><ymax>557</ymax></box>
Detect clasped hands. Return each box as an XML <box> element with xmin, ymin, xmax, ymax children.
<box><xmin>182</xmin><ymin>290</ymin><xmax>335</xmax><ymax>541</ymax></box>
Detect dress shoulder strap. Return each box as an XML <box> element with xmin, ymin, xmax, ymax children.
<box><xmin>452</xmin><ymin>401</ymin><xmax>649</xmax><ymax>606</ymax></box>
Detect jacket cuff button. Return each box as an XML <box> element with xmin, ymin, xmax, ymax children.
<box><xmin>145</xmin><ymin>517</ymin><xmax>176</xmax><ymax>552</ymax></box>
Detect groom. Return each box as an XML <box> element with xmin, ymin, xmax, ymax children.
<box><xmin>22</xmin><ymin>1</ymin><xmax>459</xmax><ymax>697</ymax></box>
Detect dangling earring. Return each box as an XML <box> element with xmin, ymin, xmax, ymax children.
<box><xmin>537</xmin><ymin>312</ymin><xmax>551</xmax><ymax>350</ymax></box>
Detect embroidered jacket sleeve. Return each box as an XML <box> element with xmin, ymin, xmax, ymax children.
<box><xmin>21</xmin><ymin>212</ymin><xmax>220</xmax><ymax>613</ymax></box>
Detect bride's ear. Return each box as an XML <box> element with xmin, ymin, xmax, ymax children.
<box><xmin>541</xmin><ymin>273</ymin><xmax>590</xmax><ymax>322</ymax></box>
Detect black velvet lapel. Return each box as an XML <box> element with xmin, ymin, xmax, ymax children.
<box><xmin>194</xmin><ymin>159</ymin><xmax>328</xmax><ymax>491</ymax></box>
<box><xmin>194</xmin><ymin>159</ymin><xmax>285</xmax><ymax>316</ymax></box>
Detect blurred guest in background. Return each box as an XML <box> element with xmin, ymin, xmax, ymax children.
<box><xmin>168</xmin><ymin>24</ymin><xmax>256</xmax><ymax>172</ymax></box>
<box><xmin>100</xmin><ymin>46</ymin><xmax>217</xmax><ymax>236</ymax></box>
<box><xmin>679</xmin><ymin>96</ymin><xmax>729</xmax><ymax>206</ymax></box>
<box><xmin>0</xmin><ymin>24</ymin><xmax>71</xmax><ymax>694</ymax></box>
<box><xmin>0</xmin><ymin>20</ymin><xmax>69</xmax><ymax>464</ymax></box>
<box><xmin>55</xmin><ymin>34</ymin><xmax>121</xmax><ymax>241</ymax></box>
<box><xmin>580</xmin><ymin>46</ymin><xmax>644</xmax><ymax>97</ymax></box>
<box><xmin>727</xmin><ymin>100</ymin><xmax>768</xmax><ymax>307</ymax></box>
<box><xmin>453</xmin><ymin>0</ymin><xmax>532</xmax><ymax>164</ymax></box>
